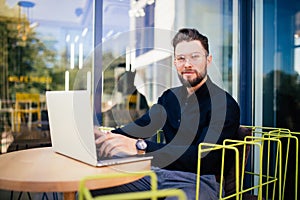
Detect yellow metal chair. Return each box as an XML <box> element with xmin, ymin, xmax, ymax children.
<box><xmin>78</xmin><ymin>170</ymin><xmax>187</xmax><ymax>200</ymax></box>
<box><xmin>155</xmin><ymin>126</ymin><xmax>298</xmax><ymax>199</ymax></box>
<box><xmin>196</xmin><ymin>127</ymin><xmax>283</xmax><ymax>200</ymax></box>
<box><xmin>14</xmin><ymin>93</ymin><xmax>41</xmax><ymax>132</ymax></box>
<box><xmin>245</xmin><ymin>126</ymin><xmax>299</xmax><ymax>200</ymax></box>
<box><xmin>261</xmin><ymin>128</ymin><xmax>298</xmax><ymax>200</ymax></box>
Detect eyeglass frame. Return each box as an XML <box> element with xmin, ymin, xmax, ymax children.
<box><xmin>174</xmin><ymin>52</ymin><xmax>208</xmax><ymax>66</ymax></box>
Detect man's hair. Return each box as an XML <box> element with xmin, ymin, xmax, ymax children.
<box><xmin>172</xmin><ymin>28</ymin><xmax>209</xmax><ymax>54</ymax></box>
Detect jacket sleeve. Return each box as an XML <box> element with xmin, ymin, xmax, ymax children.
<box><xmin>112</xmin><ymin>103</ymin><xmax>167</xmax><ymax>139</ymax></box>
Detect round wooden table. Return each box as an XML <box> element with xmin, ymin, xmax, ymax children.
<box><xmin>0</xmin><ymin>147</ymin><xmax>151</xmax><ymax>199</ymax></box>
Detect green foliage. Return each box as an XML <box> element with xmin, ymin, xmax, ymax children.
<box><xmin>102</xmin><ymin>52</ymin><xmax>126</xmax><ymax>94</ymax></box>
<box><xmin>263</xmin><ymin>70</ymin><xmax>300</xmax><ymax>130</ymax></box>
<box><xmin>0</xmin><ymin>16</ymin><xmax>67</xmax><ymax>99</ymax></box>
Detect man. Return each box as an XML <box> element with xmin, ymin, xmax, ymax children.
<box><xmin>94</xmin><ymin>28</ymin><xmax>240</xmax><ymax>199</ymax></box>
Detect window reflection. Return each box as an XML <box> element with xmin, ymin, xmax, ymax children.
<box><xmin>100</xmin><ymin>0</ymin><xmax>239</xmax><ymax>127</ymax></box>
<box><xmin>295</xmin><ymin>12</ymin><xmax>300</xmax><ymax>76</ymax></box>
<box><xmin>174</xmin><ymin>0</ymin><xmax>239</xmax><ymax>100</ymax></box>
<box><xmin>0</xmin><ymin>0</ymin><xmax>93</xmax><ymax>138</ymax></box>
<box><xmin>100</xmin><ymin>0</ymin><xmax>158</xmax><ymax>127</ymax></box>
<box><xmin>102</xmin><ymin>63</ymin><xmax>149</xmax><ymax>127</ymax></box>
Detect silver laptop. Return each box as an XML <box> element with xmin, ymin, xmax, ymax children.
<box><xmin>46</xmin><ymin>90</ymin><xmax>152</xmax><ymax>167</ymax></box>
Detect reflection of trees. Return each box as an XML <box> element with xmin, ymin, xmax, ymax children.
<box><xmin>263</xmin><ymin>70</ymin><xmax>300</xmax><ymax>199</ymax></box>
<box><xmin>102</xmin><ymin>52</ymin><xmax>125</xmax><ymax>94</ymax></box>
<box><xmin>276</xmin><ymin>71</ymin><xmax>300</xmax><ymax>130</ymax></box>
<box><xmin>263</xmin><ymin>70</ymin><xmax>300</xmax><ymax>130</ymax></box>
<box><xmin>0</xmin><ymin>3</ymin><xmax>70</xmax><ymax>100</ymax></box>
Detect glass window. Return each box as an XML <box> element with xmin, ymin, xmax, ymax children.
<box><xmin>100</xmin><ymin>0</ymin><xmax>134</xmax><ymax>127</ymax></box>
<box><xmin>254</xmin><ymin>0</ymin><xmax>300</xmax><ymax>132</ymax></box>
<box><xmin>100</xmin><ymin>0</ymin><xmax>168</xmax><ymax>127</ymax></box>
<box><xmin>0</xmin><ymin>0</ymin><xmax>93</xmax><ymax>135</ymax></box>
<box><xmin>99</xmin><ymin>0</ymin><xmax>240</xmax><ymax>127</ymax></box>
<box><xmin>295</xmin><ymin>12</ymin><xmax>300</xmax><ymax>75</ymax></box>
<box><xmin>253</xmin><ymin>0</ymin><xmax>300</xmax><ymax>198</ymax></box>
<box><xmin>175</xmin><ymin>0</ymin><xmax>240</xmax><ymax>100</ymax></box>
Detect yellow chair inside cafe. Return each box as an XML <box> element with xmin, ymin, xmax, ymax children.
<box><xmin>14</xmin><ymin>93</ymin><xmax>41</xmax><ymax>132</ymax></box>
<box><xmin>78</xmin><ymin>170</ymin><xmax>187</xmax><ymax>200</ymax></box>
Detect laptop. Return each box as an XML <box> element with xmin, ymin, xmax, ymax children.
<box><xmin>45</xmin><ymin>90</ymin><xmax>152</xmax><ymax>167</ymax></box>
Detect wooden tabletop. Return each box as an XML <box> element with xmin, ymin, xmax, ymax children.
<box><xmin>0</xmin><ymin>147</ymin><xmax>151</xmax><ymax>199</ymax></box>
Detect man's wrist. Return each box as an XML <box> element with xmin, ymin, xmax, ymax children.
<box><xmin>135</xmin><ymin>139</ymin><xmax>147</xmax><ymax>155</ymax></box>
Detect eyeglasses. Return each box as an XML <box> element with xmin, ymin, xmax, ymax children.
<box><xmin>175</xmin><ymin>52</ymin><xmax>208</xmax><ymax>65</ymax></box>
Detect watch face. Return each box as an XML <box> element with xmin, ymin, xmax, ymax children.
<box><xmin>136</xmin><ymin>139</ymin><xmax>147</xmax><ymax>150</ymax></box>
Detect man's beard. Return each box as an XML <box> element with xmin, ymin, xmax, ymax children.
<box><xmin>178</xmin><ymin>68</ymin><xmax>207</xmax><ymax>88</ymax></box>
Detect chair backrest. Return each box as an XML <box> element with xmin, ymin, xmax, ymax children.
<box><xmin>14</xmin><ymin>93</ymin><xmax>41</xmax><ymax>132</ymax></box>
<box><xmin>224</xmin><ymin>126</ymin><xmax>252</xmax><ymax>196</ymax></box>
<box><xmin>15</xmin><ymin>93</ymin><xmax>40</xmax><ymax>110</ymax></box>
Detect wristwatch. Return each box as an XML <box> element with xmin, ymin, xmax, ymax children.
<box><xmin>135</xmin><ymin>139</ymin><xmax>147</xmax><ymax>155</ymax></box>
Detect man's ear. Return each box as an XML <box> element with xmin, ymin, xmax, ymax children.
<box><xmin>206</xmin><ymin>54</ymin><xmax>212</xmax><ymax>66</ymax></box>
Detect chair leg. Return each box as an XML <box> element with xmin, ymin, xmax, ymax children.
<box><xmin>27</xmin><ymin>192</ymin><xmax>32</xmax><ymax>200</ymax></box>
<box><xmin>16</xmin><ymin>191</ymin><xmax>32</xmax><ymax>200</ymax></box>
<box><xmin>10</xmin><ymin>191</ymin><xmax>13</xmax><ymax>200</ymax></box>
<box><xmin>42</xmin><ymin>192</ymin><xmax>49</xmax><ymax>200</ymax></box>
<box><xmin>17</xmin><ymin>191</ymin><xmax>22</xmax><ymax>200</ymax></box>
<box><xmin>28</xmin><ymin>113</ymin><xmax>32</xmax><ymax>131</ymax></box>
<box><xmin>53</xmin><ymin>192</ymin><xmax>58</xmax><ymax>200</ymax></box>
